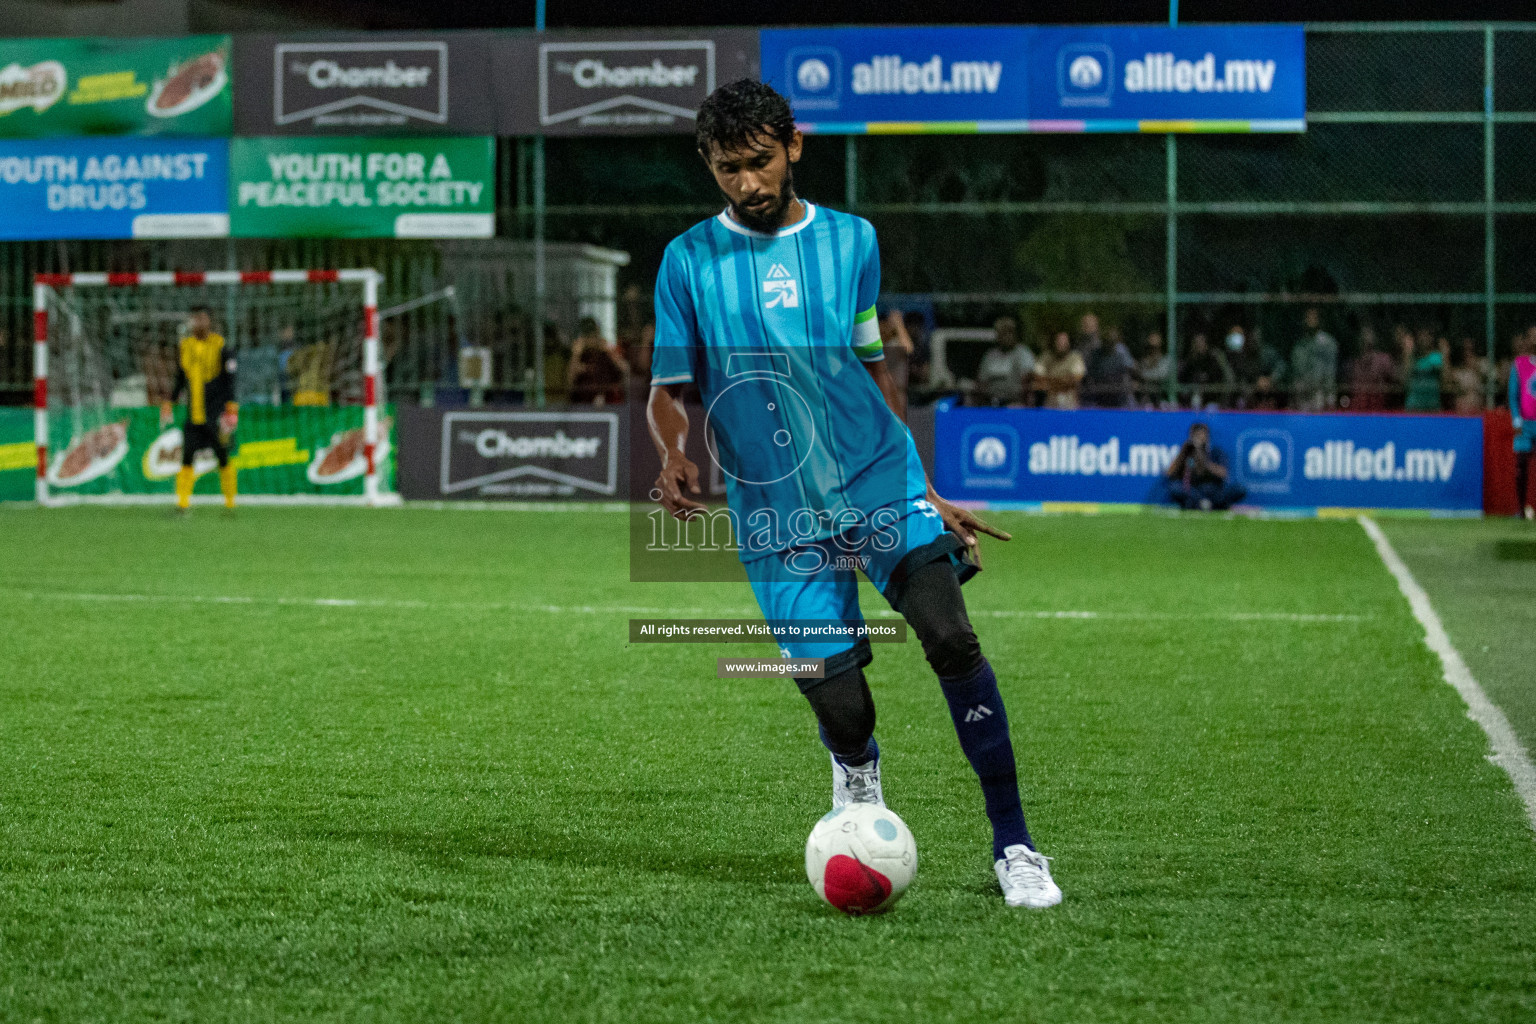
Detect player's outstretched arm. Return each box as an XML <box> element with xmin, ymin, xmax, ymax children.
<box><xmin>646</xmin><ymin>383</ymin><xmax>707</xmax><ymax>520</ymax></box>
<box><xmin>862</xmin><ymin>360</ymin><xmax>1011</xmax><ymax>568</ymax></box>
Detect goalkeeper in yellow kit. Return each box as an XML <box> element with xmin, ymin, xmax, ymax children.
<box><xmin>160</xmin><ymin>305</ymin><xmax>239</xmax><ymax>511</ymax></box>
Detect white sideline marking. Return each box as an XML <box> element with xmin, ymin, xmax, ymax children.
<box><xmin>0</xmin><ymin>587</ymin><xmax>1364</xmax><ymax>623</ymax></box>
<box><xmin>1358</xmin><ymin>515</ymin><xmax>1536</xmax><ymax>834</ymax></box>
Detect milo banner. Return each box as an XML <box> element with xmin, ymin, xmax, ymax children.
<box><xmin>230</xmin><ymin>136</ymin><xmax>494</xmax><ymax>238</ymax></box>
<box><xmin>0</xmin><ymin>35</ymin><xmax>232</xmax><ymax>138</ymax></box>
<box><xmin>0</xmin><ymin>408</ymin><xmax>33</xmax><ymax>502</ymax></box>
<box><xmin>3</xmin><ymin>405</ymin><xmax>396</xmax><ymax>501</ymax></box>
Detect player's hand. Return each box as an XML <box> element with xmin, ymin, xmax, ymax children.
<box><xmin>159</xmin><ymin>402</ymin><xmax>173</xmax><ymax>429</ymax></box>
<box><xmin>927</xmin><ymin>492</ymin><xmax>1010</xmax><ymax>569</ymax></box>
<box><xmin>219</xmin><ymin>407</ymin><xmax>238</xmax><ymax>440</ymax></box>
<box><xmin>655</xmin><ymin>452</ymin><xmax>707</xmax><ymax>520</ymax></box>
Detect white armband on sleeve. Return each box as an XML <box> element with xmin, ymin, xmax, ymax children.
<box><xmin>851</xmin><ymin>306</ymin><xmax>883</xmax><ymax>362</ymax></box>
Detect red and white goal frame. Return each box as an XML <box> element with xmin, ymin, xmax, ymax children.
<box><xmin>32</xmin><ymin>268</ymin><xmax>384</xmax><ymax>507</ymax></box>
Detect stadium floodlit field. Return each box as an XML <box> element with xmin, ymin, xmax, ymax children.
<box><xmin>2</xmin><ymin>506</ymin><xmax>1534</xmax><ymax>1022</ymax></box>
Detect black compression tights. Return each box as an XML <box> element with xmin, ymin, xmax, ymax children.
<box><xmin>803</xmin><ymin>666</ymin><xmax>876</xmax><ymax>762</ymax></box>
<box><xmin>1518</xmin><ymin>450</ymin><xmax>1533</xmax><ymax>512</ymax></box>
<box><xmin>800</xmin><ymin>559</ymin><xmax>985</xmax><ymax>760</ymax></box>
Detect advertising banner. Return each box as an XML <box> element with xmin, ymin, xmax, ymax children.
<box><xmin>763</xmin><ymin>26</ymin><xmax>1031</xmax><ymax>133</ymax></box>
<box><xmin>934</xmin><ymin>407</ymin><xmax>1482</xmax><ymax>514</ymax></box>
<box><xmin>493</xmin><ymin>29</ymin><xmax>760</xmax><ymax>135</ymax></box>
<box><xmin>1028</xmin><ymin>25</ymin><xmax>1305</xmax><ymax>129</ymax></box>
<box><xmin>230</xmin><ymin>136</ymin><xmax>493</xmax><ymax>238</ymax></box>
<box><xmin>0</xmin><ymin>136</ymin><xmax>228</xmax><ymax>240</ymax></box>
<box><xmin>0</xmin><ymin>35</ymin><xmax>231</xmax><ymax>138</ymax></box>
<box><xmin>760</xmin><ymin>25</ymin><xmax>1304</xmax><ymax>134</ymax></box>
<box><xmin>232</xmin><ymin>32</ymin><xmax>494</xmax><ymax>134</ymax></box>
<box><xmin>398</xmin><ymin>405</ymin><xmax>622</xmax><ymax>500</ymax></box>
<box><xmin>29</xmin><ymin>405</ymin><xmax>394</xmax><ymax>499</ymax></box>
<box><xmin>0</xmin><ymin>407</ymin><xmax>33</xmax><ymax>502</ymax></box>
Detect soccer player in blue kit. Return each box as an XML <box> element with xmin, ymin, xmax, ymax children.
<box><xmin>646</xmin><ymin>81</ymin><xmax>1061</xmax><ymax>908</ymax></box>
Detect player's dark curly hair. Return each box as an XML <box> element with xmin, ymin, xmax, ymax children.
<box><xmin>695</xmin><ymin>79</ymin><xmax>797</xmax><ymax>157</ymax></box>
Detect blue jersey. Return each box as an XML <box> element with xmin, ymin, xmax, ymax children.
<box><xmin>651</xmin><ymin>203</ymin><xmax>926</xmax><ymax>559</ymax></box>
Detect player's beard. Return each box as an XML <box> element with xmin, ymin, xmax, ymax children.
<box><xmin>730</xmin><ymin>166</ymin><xmax>797</xmax><ymax>233</ymax></box>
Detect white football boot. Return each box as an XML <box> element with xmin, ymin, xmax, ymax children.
<box><xmin>830</xmin><ymin>752</ymin><xmax>885</xmax><ymax>808</ymax></box>
<box><xmin>995</xmin><ymin>844</ymin><xmax>1062</xmax><ymax>908</ymax></box>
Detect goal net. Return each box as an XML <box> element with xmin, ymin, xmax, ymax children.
<box><xmin>32</xmin><ymin>269</ymin><xmax>390</xmax><ymax>506</ymax></box>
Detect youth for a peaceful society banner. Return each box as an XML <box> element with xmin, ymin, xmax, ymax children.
<box><xmin>0</xmin><ymin>35</ymin><xmax>231</xmax><ymax>137</ymax></box>
<box><xmin>230</xmin><ymin>136</ymin><xmax>493</xmax><ymax>238</ymax></box>
<box><xmin>0</xmin><ymin>136</ymin><xmax>229</xmax><ymax>239</ymax></box>
<box><xmin>0</xmin><ymin>405</ymin><xmax>396</xmax><ymax>501</ymax></box>
<box><xmin>934</xmin><ymin>406</ymin><xmax>1482</xmax><ymax>514</ymax></box>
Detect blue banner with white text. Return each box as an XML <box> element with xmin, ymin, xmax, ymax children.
<box><xmin>934</xmin><ymin>407</ymin><xmax>1482</xmax><ymax>513</ymax></box>
<box><xmin>1029</xmin><ymin>25</ymin><xmax>1305</xmax><ymax>128</ymax></box>
<box><xmin>0</xmin><ymin>136</ymin><xmax>229</xmax><ymax>239</ymax></box>
<box><xmin>763</xmin><ymin>27</ymin><xmax>1033</xmax><ymax>131</ymax></box>
<box><xmin>761</xmin><ymin>24</ymin><xmax>1305</xmax><ymax>133</ymax></box>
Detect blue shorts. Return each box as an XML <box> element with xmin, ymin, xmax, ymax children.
<box><xmin>744</xmin><ymin>497</ymin><xmax>977</xmax><ymax>682</ymax></box>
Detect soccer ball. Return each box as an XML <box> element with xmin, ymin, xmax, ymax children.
<box><xmin>805</xmin><ymin>804</ymin><xmax>917</xmax><ymax>914</ymax></box>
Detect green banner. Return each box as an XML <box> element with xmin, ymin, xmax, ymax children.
<box><xmin>0</xmin><ymin>405</ymin><xmax>395</xmax><ymax>502</ymax></box>
<box><xmin>0</xmin><ymin>408</ymin><xmax>34</xmax><ymax>501</ymax></box>
<box><xmin>0</xmin><ymin>36</ymin><xmax>231</xmax><ymax>138</ymax></box>
<box><xmin>231</xmin><ymin>136</ymin><xmax>494</xmax><ymax>238</ymax></box>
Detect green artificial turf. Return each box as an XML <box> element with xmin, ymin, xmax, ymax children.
<box><xmin>1</xmin><ymin>507</ymin><xmax>1534</xmax><ymax>1023</ymax></box>
<box><xmin>1379</xmin><ymin>517</ymin><xmax>1536</xmax><ymax>754</ymax></box>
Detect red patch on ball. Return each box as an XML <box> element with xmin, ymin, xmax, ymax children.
<box><xmin>822</xmin><ymin>854</ymin><xmax>893</xmax><ymax>915</ymax></box>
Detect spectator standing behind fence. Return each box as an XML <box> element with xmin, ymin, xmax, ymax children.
<box><xmin>542</xmin><ymin>323</ymin><xmax>571</xmax><ymax>405</ymax></box>
<box><xmin>1137</xmin><ymin>331</ymin><xmax>1172</xmax><ymax>406</ymax></box>
<box><xmin>1225</xmin><ymin>324</ymin><xmax>1286</xmax><ymax>410</ymax></box>
<box><xmin>974</xmin><ymin>315</ymin><xmax>1033</xmax><ymax>407</ymax></box>
<box><xmin>903</xmin><ymin>311</ymin><xmax>931</xmax><ymax>387</ymax></box>
<box><xmin>1289</xmin><ymin>308</ymin><xmax>1338</xmax><ymax>411</ymax></box>
<box><xmin>238</xmin><ymin>337</ymin><xmax>282</xmax><ymax>406</ymax></box>
<box><xmin>1180</xmin><ymin>332</ymin><xmax>1234</xmax><ymax>409</ymax></box>
<box><xmin>288</xmin><ymin>333</ymin><xmax>334</xmax><ymax>406</ymax></box>
<box><xmin>569</xmin><ymin>316</ymin><xmax>628</xmax><ymax>406</ymax></box>
<box><xmin>1449</xmin><ymin>336</ymin><xmax>1489</xmax><ymax>413</ymax></box>
<box><xmin>1089</xmin><ymin>324</ymin><xmax>1136</xmax><ymax>407</ymax></box>
<box><xmin>1402</xmin><ymin>327</ymin><xmax>1450</xmax><ymax>412</ymax></box>
<box><xmin>1035</xmin><ymin>330</ymin><xmax>1085</xmax><ymax>409</ymax></box>
<box><xmin>618</xmin><ymin>282</ymin><xmax>656</xmax><ymax>402</ymax></box>
<box><xmin>1348</xmin><ymin>325</ymin><xmax>1397</xmax><ymax>411</ymax></box>
<box><xmin>1077</xmin><ymin>313</ymin><xmax>1135</xmax><ymax>407</ymax></box>
<box><xmin>880</xmin><ymin>309</ymin><xmax>915</xmax><ymax>419</ymax></box>
<box><xmin>1164</xmin><ymin>422</ymin><xmax>1246</xmax><ymax>511</ymax></box>
<box><xmin>1510</xmin><ymin>330</ymin><xmax>1536</xmax><ymax>519</ymax></box>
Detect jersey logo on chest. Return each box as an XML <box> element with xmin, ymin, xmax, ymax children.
<box><xmin>762</xmin><ymin>262</ymin><xmax>799</xmax><ymax>309</ymax></box>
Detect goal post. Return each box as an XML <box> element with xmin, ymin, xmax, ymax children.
<box><xmin>32</xmin><ymin>268</ymin><xmax>388</xmax><ymax>507</ymax></box>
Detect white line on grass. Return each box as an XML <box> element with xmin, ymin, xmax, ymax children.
<box><xmin>0</xmin><ymin>587</ymin><xmax>1365</xmax><ymax>623</ymax></box>
<box><xmin>1358</xmin><ymin>514</ymin><xmax>1536</xmax><ymax>834</ymax></box>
